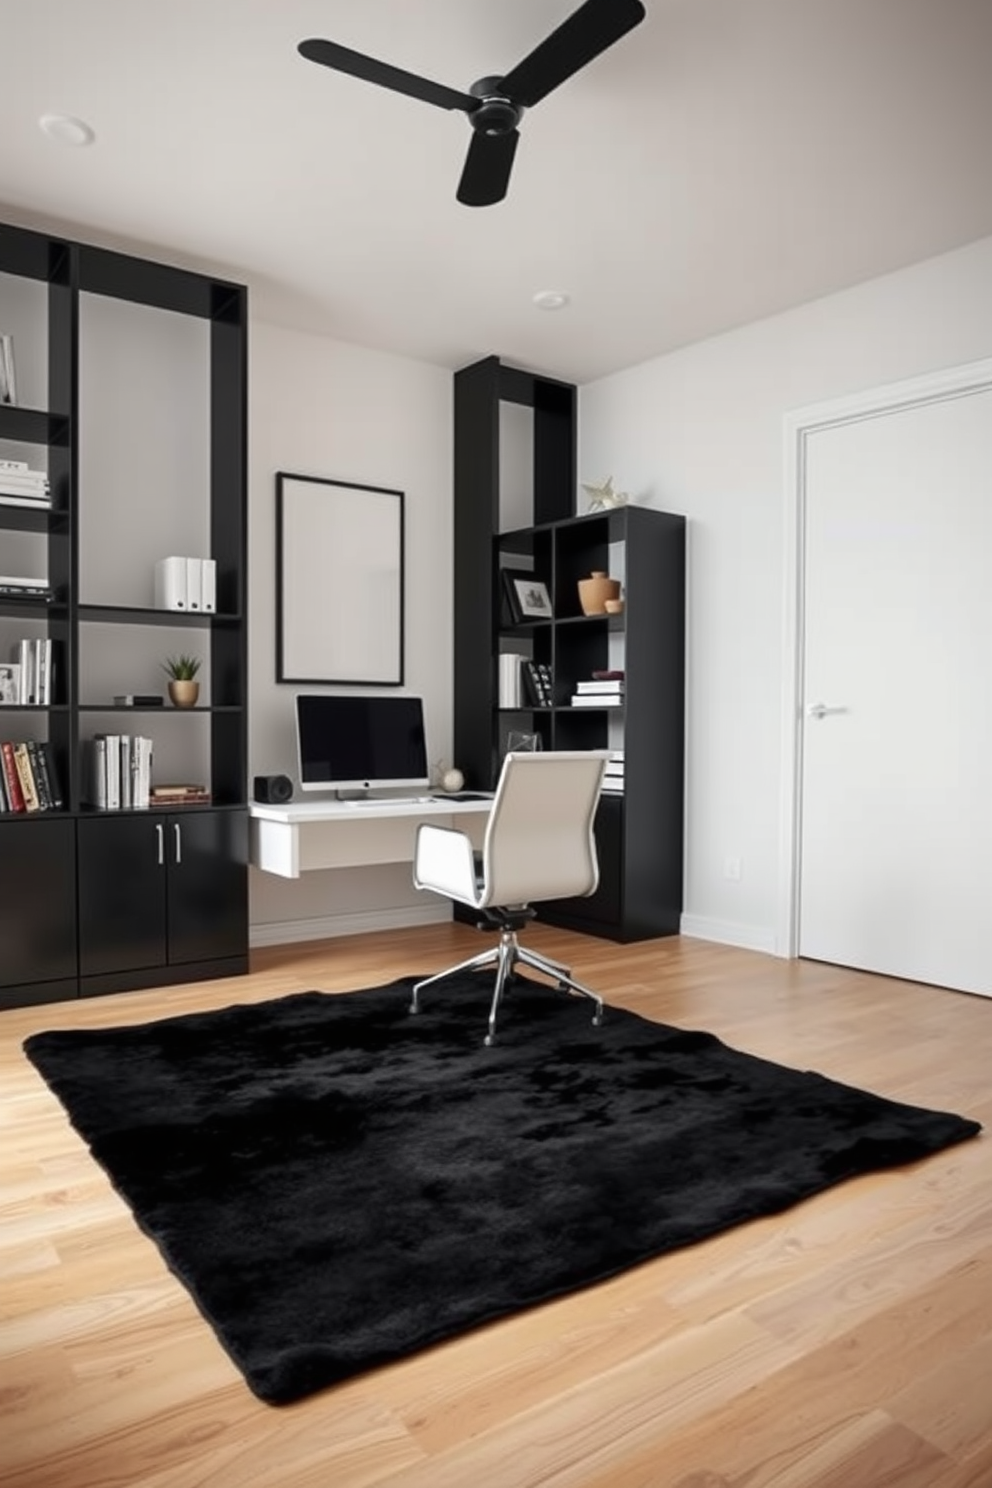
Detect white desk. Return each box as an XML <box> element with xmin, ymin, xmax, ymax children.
<box><xmin>249</xmin><ymin>796</ymin><xmax>492</xmax><ymax>878</ymax></box>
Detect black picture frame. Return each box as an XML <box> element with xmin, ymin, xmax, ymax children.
<box><xmin>276</xmin><ymin>472</ymin><xmax>405</xmax><ymax>685</ymax></box>
<box><xmin>510</xmin><ymin>576</ymin><xmax>553</xmax><ymax>621</ymax></box>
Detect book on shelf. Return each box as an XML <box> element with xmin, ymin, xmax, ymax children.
<box><xmin>522</xmin><ymin>659</ymin><xmax>554</xmax><ymax>707</ymax></box>
<box><xmin>12</xmin><ymin>742</ymin><xmax>41</xmax><ymax>812</ymax></box>
<box><xmin>0</xmin><ymin>465</ymin><xmax>50</xmax><ymax>496</ymax></box>
<box><xmin>1</xmin><ymin>740</ymin><xmax>27</xmax><ymax>811</ymax></box>
<box><xmin>90</xmin><ymin>733</ymin><xmax>153</xmax><ymax>810</ymax></box>
<box><xmin>9</xmin><ymin>638</ymin><xmax>54</xmax><ymax>705</ymax></box>
<box><xmin>570</xmin><ymin>693</ymin><xmax>623</xmax><ymax>707</ymax></box>
<box><xmin>0</xmin><ymin>492</ymin><xmax>53</xmax><ymax>510</ymax></box>
<box><xmin>575</xmin><ymin>679</ymin><xmax>625</xmax><ymax>694</ymax></box>
<box><xmin>149</xmin><ymin>783</ymin><xmax>211</xmax><ymax>807</ymax></box>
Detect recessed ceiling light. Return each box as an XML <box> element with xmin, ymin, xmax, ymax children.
<box><xmin>532</xmin><ymin>290</ymin><xmax>570</xmax><ymax>311</ymax></box>
<box><xmin>39</xmin><ymin>114</ymin><xmax>95</xmax><ymax>147</ymax></box>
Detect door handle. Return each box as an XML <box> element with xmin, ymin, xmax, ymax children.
<box><xmin>174</xmin><ymin>823</ymin><xmax>182</xmax><ymax>865</ymax></box>
<box><xmin>155</xmin><ymin>823</ymin><xmax>164</xmax><ymax>865</ymax></box>
<box><xmin>806</xmin><ymin>702</ymin><xmax>849</xmax><ymax>720</ymax></box>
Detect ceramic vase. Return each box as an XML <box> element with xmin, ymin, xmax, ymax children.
<box><xmin>168</xmin><ymin>680</ymin><xmax>200</xmax><ymax>708</ymax></box>
<box><xmin>577</xmin><ymin>571</ymin><xmax>621</xmax><ymax>615</ymax></box>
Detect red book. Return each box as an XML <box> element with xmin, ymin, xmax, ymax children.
<box><xmin>1</xmin><ymin>740</ymin><xmax>26</xmax><ymax>812</ymax></box>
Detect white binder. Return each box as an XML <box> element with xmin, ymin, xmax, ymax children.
<box><xmin>201</xmin><ymin>558</ymin><xmax>217</xmax><ymax>612</ymax></box>
<box><xmin>185</xmin><ymin>556</ymin><xmax>202</xmax><ymax>612</ymax></box>
<box><xmin>154</xmin><ymin>557</ymin><xmax>187</xmax><ymax>610</ymax></box>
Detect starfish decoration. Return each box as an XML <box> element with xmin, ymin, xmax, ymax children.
<box><xmin>581</xmin><ymin>475</ymin><xmax>629</xmax><ymax>512</ymax></box>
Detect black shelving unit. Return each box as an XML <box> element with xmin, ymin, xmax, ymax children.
<box><xmin>453</xmin><ymin>355</ymin><xmax>685</xmax><ymax>942</ymax></box>
<box><xmin>0</xmin><ymin>220</ymin><xmax>249</xmax><ymax>1008</ymax></box>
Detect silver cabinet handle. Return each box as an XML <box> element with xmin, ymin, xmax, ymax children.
<box><xmin>806</xmin><ymin>702</ymin><xmax>849</xmax><ymax>720</ymax></box>
<box><xmin>155</xmin><ymin>823</ymin><xmax>164</xmax><ymax>865</ymax></box>
<box><xmin>174</xmin><ymin>822</ymin><xmax>182</xmax><ymax>865</ymax></box>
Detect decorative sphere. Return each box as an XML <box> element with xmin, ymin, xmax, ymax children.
<box><xmin>442</xmin><ymin>767</ymin><xmax>465</xmax><ymax>793</ymax></box>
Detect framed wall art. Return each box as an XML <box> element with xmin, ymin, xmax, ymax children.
<box><xmin>276</xmin><ymin>472</ymin><xmax>405</xmax><ymax>685</ymax></box>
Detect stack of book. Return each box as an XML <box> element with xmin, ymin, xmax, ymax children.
<box><xmin>0</xmin><ymin>459</ymin><xmax>51</xmax><ymax>510</ymax></box>
<box><xmin>0</xmin><ymin>574</ymin><xmax>53</xmax><ymax>602</ymax></box>
<box><xmin>0</xmin><ymin>738</ymin><xmax>62</xmax><ymax>813</ymax></box>
<box><xmin>570</xmin><ymin>673</ymin><xmax>625</xmax><ymax>707</ymax></box>
<box><xmin>6</xmin><ymin>638</ymin><xmax>54</xmax><ymax>705</ymax></box>
<box><xmin>601</xmin><ymin>750</ymin><xmax>625</xmax><ymax>795</ymax></box>
<box><xmin>150</xmin><ymin>783</ymin><xmax>211</xmax><ymax>808</ymax></box>
<box><xmin>89</xmin><ymin>733</ymin><xmax>154</xmax><ymax>810</ymax></box>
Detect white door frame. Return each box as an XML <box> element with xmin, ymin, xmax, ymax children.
<box><xmin>776</xmin><ymin>354</ymin><xmax>992</xmax><ymax>960</ymax></box>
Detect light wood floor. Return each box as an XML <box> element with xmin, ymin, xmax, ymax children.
<box><xmin>1</xmin><ymin>924</ymin><xmax>989</xmax><ymax>1488</ymax></box>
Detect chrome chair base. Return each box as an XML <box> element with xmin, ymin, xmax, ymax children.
<box><xmin>409</xmin><ymin>926</ymin><xmax>604</xmax><ymax>1046</ymax></box>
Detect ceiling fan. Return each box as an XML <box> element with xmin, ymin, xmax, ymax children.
<box><xmin>298</xmin><ymin>0</ymin><xmax>646</xmax><ymax>207</ymax></box>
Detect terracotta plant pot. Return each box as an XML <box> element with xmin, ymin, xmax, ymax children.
<box><xmin>577</xmin><ymin>571</ymin><xmax>621</xmax><ymax>616</ymax></box>
<box><xmin>168</xmin><ymin>680</ymin><xmax>200</xmax><ymax>708</ymax></box>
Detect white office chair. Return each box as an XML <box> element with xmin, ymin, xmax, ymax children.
<box><xmin>411</xmin><ymin>749</ymin><xmax>611</xmax><ymax>1045</ymax></box>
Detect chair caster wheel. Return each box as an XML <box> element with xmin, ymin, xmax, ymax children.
<box><xmin>408</xmin><ymin>1002</ymin><xmax>419</xmax><ymax>1016</ymax></box>
<box><xmin>484</xmin><ymin>1033</ymin><xmax>496</xmax><ymax>1047</ymax></box>
<box><xmin>592</xmin><ymin>1010</ymin><xmax>603</xmax><ymax>1027</ymax></box>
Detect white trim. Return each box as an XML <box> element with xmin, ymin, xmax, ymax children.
<box><xmin>679</xmin><ymin>914</ymin><xmax>778</xmax><ymax>956</ymax></box>
<box><xmin>778</xmin><ymin>354</ymin><xmax>992</xmax><ymax>961</ymax></box>
<box><xmin>249</xmin><ymin>902</ymin><xmax>451</xmax><ymax>948</ymax></box>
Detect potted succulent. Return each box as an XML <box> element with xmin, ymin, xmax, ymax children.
<box><xmin>162</xmin><ymin>652</ymin><xmax>201</xmax><ymax>708</ymax></box>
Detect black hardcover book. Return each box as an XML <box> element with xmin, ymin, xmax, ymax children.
<box><xmin>39</xmin><ymin>740</ymin><xmax>63</xmax><ymax>809</ymax></box>
<box><xmin>523</xmin><ymin>659</ymin><xmax>554</xmax><ymax>707</ymax></box>
<box><xmin>26</xmin><ymin>740</ymin><xmax>52</xmax><ymax>811</ymax></box>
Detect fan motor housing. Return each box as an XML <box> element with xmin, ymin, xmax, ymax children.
<box><xmin>469</xmin><ymin>77</ymin><xmax>522</xmax><ymax>136</ymax></box>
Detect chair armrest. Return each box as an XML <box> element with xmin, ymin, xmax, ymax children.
<box><xmin>413</xmin><ymin>823</ymin><xmax>480</xmax><ymax>907</ymax></box>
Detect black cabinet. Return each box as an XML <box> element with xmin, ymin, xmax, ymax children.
<box><xmin>0</xmin><ymin>817</ymin><xmax>77</xmax><ymax>1008</ymax></box>
<box><xmin>1</xmin><ymin>220</ymin><xmax>249</xmax><ymax>1006</ymax></box>
<box><xmin>77</xmin><ymin>809</ymin><xmax>248</xmax><ymax>996</ymax></box>
<box><xmin>453</xmin><ymin>356</ymin><xmax>686</xmax><ymax>942</ymax></box>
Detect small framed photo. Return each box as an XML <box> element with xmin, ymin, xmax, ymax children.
<box><xmin>0</xmin><ymin>662</ymin><xmax>20</xmax><ymax>704</ymax></box>
<box><xmin>510</xmin><ymin>576</ymin><xmax>553</xmax><ymax>621</ymax></box>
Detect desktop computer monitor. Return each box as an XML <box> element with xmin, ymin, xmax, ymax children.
<box><xmin>295</xmin><ymin>693</ymin><xmax>430</xmax><ymax>794</ymax></box>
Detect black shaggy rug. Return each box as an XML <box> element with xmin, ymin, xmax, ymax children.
<box><xmin>24</xmin><ymin>975</ymin><xmax>980</xmax><ymax>1405</ymax></box>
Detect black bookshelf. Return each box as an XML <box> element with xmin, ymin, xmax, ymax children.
<box><xmin>0</xmin><ymin>220</ymin><xmax>249</xmax><ymax>1007</ymax></box>
<box><xmin>453</xmin><ymin>355</ymin><xmax>685</xmax><ymax>942</ymax></box>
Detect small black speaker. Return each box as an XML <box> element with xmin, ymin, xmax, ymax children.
<box><xmin>254</xmin><ymin>773</ymin><xmax>293</xmax><ymax>805</ymax></box>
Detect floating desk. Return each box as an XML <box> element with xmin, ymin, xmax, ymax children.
<box><xmin>249</xmin><ymin>796</ymin><xmax>492</xmax><ymax>878</ymax></box>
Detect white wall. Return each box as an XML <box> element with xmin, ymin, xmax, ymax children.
<box><xmin>247</xmin><ymin>321</ymin><xmax>453</xmax><ymax>946</ymax></box>
<box><xmin>578</xmin><ymin>234</ymin><xmax>992</xmax><ymax>953</ymax></box>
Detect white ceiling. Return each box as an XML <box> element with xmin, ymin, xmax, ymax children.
<box><xmin>2</xmin><ymin>0</ymin><xmax>991</xmax><ymax>385</ymax></box>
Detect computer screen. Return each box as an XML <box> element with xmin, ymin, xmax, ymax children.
<box><xmin>295</xmin><ymin>693</ymin><xmax>430</xmax><ymax>794</ymax></box>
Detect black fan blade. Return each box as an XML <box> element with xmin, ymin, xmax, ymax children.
<box><xmin>456</xmin><ymin>129</ymin><xmax>520</xmax><ymax>207</ymax></box>
<box><xmin>499</xmin><ymin>0</ymin><xmax>646</xmax><ymax>109</ymax></box>
<box><xmin>298</xmin><ymin>38</ymin><xmax>478</xmax><ymax>113</ymax></box>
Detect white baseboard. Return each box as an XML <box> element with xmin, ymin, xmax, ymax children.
<box><xmin>251</xmin><ymin>907</ymin><xmax>782</xmax><ymax>957</ymax></box>
<box><xmin>679</xmin><ymin>914</ymin><xmax>781</xmax><ymax>956</ymax></box>
<box><xmin>250</xmin><ymin>903</ymin><xmax>451</xmax><ymax>948</ymax></box>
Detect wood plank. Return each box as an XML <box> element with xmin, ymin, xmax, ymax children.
<box><xmin>0</xmin><ymin>926</ymin><xmax>988</xmax><ymax>1488</ymax></box>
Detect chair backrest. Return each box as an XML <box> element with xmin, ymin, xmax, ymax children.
<box><xmin>479</xmin><ymin>750</ymin><xmax>610</xmax><ymax>909</ymax></box>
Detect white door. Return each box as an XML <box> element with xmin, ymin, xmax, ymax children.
<box><xmin>798</xmin><ymin>379</ymin><xmax>992</xmax><ymax>996</ymax></box>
